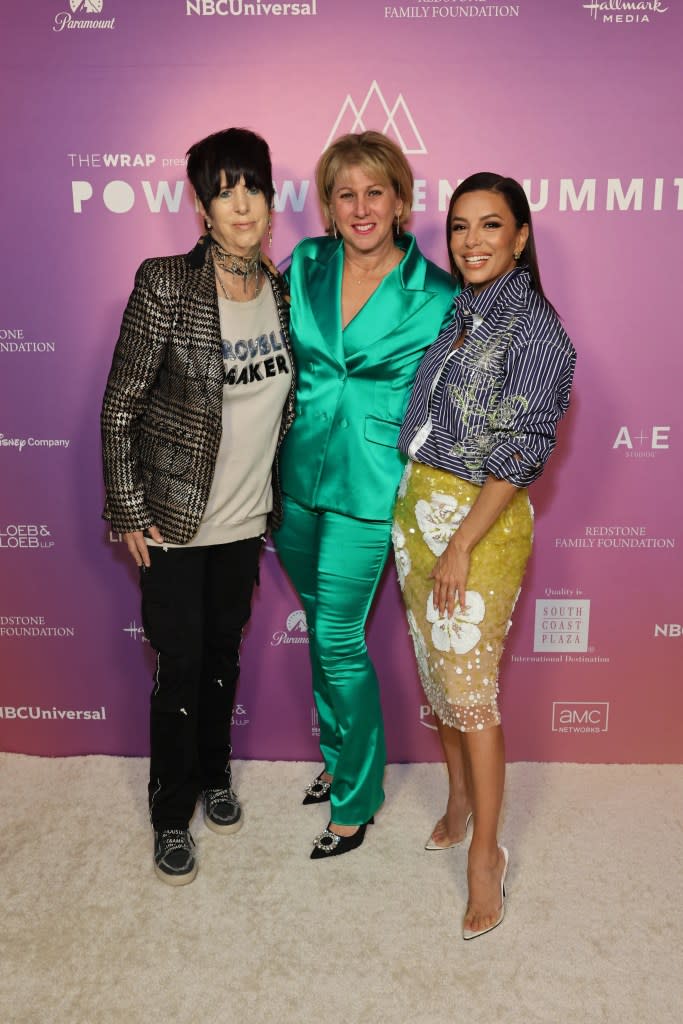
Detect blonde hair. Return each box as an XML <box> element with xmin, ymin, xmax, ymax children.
<box><xmin>315</xmin><ymin>131</ymin><xmax>414</xmax><ymax>233</ymax></box>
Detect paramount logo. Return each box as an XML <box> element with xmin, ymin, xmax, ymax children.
<box><xmin>271</xmin><ymin>609</ymin><xmax>309</xmax><ymax>647</ymax></box>
<box><xmin>325</xmin><ymin>81</ymin><xmax>427</xmax><ymax>155</ymax></box>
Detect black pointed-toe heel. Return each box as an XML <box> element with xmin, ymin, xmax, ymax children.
<box><xmin>310</xmin><ymin>820</ymin><xmax>371</xmax><ymax>859</ymax></box>
<box><xmin>302</xmin><ymin>771</ymin><xmax>332</xmax><ymax>805</ymax></box>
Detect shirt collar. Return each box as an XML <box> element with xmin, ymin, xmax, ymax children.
<box><xmin>456</xmin><ymin>267</ymin><xmax>531</xmax><ymax>322</ymax></box>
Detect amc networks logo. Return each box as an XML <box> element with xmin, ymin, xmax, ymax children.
<box><xmin>552</xmin><ymin>702</ymin><xmax>609</xmax><ymax>734</ymax></box>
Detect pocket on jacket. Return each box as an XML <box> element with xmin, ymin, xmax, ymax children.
<box><xmin>138</xmin><ymin>432</ymin><xmax>193</xmax><ymax>478</ymax></box>
<box><xmin>363</xmin><ymin>416</ymin><xmax>401</xmax><ymax>449</ymax></box>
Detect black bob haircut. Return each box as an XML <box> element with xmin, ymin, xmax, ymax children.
<box><xmin>186</xmin><ymin>127</ymin><xmax>274</xmax><ymax>215</ymax></box>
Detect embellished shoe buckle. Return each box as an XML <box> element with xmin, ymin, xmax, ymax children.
<box><xmin>305</xmin><ymin>778</ymin><xmax>331</xmax><ymax>799</ymax></box>
<box><xmin>312</xmin><ymin>829</ymin><xmax>341</xmax><ymax>854</ymax></box>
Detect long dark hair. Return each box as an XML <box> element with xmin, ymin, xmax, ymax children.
<box><xmin>446</xmin><ymin>172</ymin><xmax>551</xmax><ymax>305</ymax></box>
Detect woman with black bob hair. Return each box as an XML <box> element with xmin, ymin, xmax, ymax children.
<box><xmin>101</xmin><ymin>127</ymin><xmax>295</xmax><ymax>886</ymax></box>
<box><xmin>394</xmin><ymin>172</ymin><xmax>575</xmax><ymax>938</ymax></box>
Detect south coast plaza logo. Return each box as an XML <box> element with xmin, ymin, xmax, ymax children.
<box><xmin>54</xmin><ymin>0</ymin><xmax>116</xmax><ymax>31</ymax></box>
<box><xmin>552</xmin><ymin>702</ymin><xmax>609</xmax><ymax>734</ymax></box>
<box><xmin>271</xmin><ymin>609</ymin><xmax>309</xmax><ymax>647</ymax></box>
<box><xmin>325</xmin><ymin>81</ymin><xmax>427</xmax><ymax>155</ymax></box>
<box><xmin>582</xmin><ymin>0</ymin><xmax>668</xmax><ymax>24</ymax></box>
<box><xmin>534</xmin><ymin>600</ymin><xmax>590</xmax><ymax>653</ymax></box>
<box><xmin>0</xmin><ymin>524</ymin><xmax>53</xmax><ymax>550</ymax></box>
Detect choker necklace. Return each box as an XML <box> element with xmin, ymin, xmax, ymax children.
<box><xmin>211</xmin><ymin>241</ymin><xmax>261</xmax><ymax>295</ymax></box>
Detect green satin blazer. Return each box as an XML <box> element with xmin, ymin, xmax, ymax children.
<box><xmin>279</xmin><ymin>233</ymin><xmax>457</xmax><ymax>521</ymax></box>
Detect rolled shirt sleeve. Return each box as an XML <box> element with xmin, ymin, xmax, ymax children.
<box><xmin>484</xmin><ymin>330</ymin><xmax>576</xmax><ymax>487</ymax></box>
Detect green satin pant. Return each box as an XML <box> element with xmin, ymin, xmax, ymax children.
<box><xmin>274</xmin><ymin>496</ymin><xmax>392</xmax><ymax>825</ymax></box>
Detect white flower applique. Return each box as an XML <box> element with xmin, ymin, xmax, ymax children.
<box><xmin>407</xmin><ymin>611</ymin><xmax>431</xmax><ymax>680</ymax></box>
<box><xmin>397</xmin><ymin>461</ymin><xmax>413</xmax><ymax>499</ymax></box>
<box><xmin>426</xmin><ymin>590</ymin><xmax>485</xmax><ymax>654</ymax></box>
<box><xmin>415</xmin><ymin>492</ymin><xmax>470</xmax><ymax>556</ymax></box>
<box><xmin>391</xmin><ymin>523</ymin><xmax>411</xmax><ymax>589</ymax></box>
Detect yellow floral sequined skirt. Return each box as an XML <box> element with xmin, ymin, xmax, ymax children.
<box><xmin>393</xmin><ymin>461</ymin><xmax>533</xmax><ymax>732</ymax></box>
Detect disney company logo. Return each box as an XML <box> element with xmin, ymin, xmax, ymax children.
<box><xmin>271</xmin><ymin>609</ymin><xmax>309</xmax><ymax>647</ymax></box>
<box><xmin>326</xmin><ymin>81</ymin><xmax>427</xmax><ymax>155</ymax></box>
<box><xmin>54</xmin><ymin>0</ymin><xmax>115</xmax><ymax>31</ymax></box>
<box><xmin>0</xmin><ymin>433</ymin><xmax>70</xmax><ymax>452</ymax></box>
<box><xmin>552</xmin><ymin>702</ymin><xmax>609</xmax><ymax>734</ymax></box>
<box><xmin>0</xmin><ymin>524</ymin><xmax>54</xmax><ymax>550</ymax></box>
<box><xmin>582</xmin><ymin>0</ymin><xmax>668</xmax><ymax>23</ymax></box>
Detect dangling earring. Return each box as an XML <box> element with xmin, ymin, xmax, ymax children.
<box><xmin>395</xmin><ymin>212</ymin><xmax>401</xmax><ymax>236</ymax></box>
<box><xmin>513</xmin><ymin>250</ymin><xmax>521</xmax><ymax>261</ymax></box>
<box><xmin>331</xmin><ymin>218</ymin><xmax>338</xmax><ymax>240</ymax></box>
<box><xmin>267</xmin><ymin>217</ymin><xmax>273</xmax><ymax>247</ymax></box>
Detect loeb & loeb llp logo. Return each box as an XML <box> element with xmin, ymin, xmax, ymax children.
<box><xmin>0</xmin><ymin>524</ymin><xmax>53</xmax><ymax>550</ymax></box>
<box><xmin>54</xmin><ymin>0</ymin><xmax>116</xmax><ymax>32</ymax></box>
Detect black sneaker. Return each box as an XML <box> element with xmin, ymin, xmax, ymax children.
<box><xmin>153</xmin><ymin>829</ymin><xmax>197</xmax><ymax>886</ymax></box>
<box><xmin>203</xmin><ymin>787</ymin><xmax>243</xmax><ymax>835</ymax></box>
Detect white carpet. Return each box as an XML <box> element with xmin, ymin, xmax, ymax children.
<box><xmin>1</xmin><ymin>755</ymin><xmax>681</xmax><ymax>1024</ymax></box>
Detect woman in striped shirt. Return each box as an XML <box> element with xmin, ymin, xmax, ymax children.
<box><xmin>394</xmin><ymin>172</ymin><xmax>576</xmax><ymax>939</ymax></box>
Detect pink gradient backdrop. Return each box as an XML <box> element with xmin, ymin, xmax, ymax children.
<box><xmin>1</xmin><ymin>0</ymin><xmax>681</xmax><ymax>762</ymax></box>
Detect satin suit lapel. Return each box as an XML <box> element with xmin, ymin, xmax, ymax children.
<box><xmin>301</xmin><ymin>241</ymin><xmax>346</xmax><ymax>372</ymax></box>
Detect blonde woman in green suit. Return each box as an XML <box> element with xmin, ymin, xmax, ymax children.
<box><xmin>274</xmin><ymin>132</ymin><xmax>456</xmax><ymax>858</ymax></box>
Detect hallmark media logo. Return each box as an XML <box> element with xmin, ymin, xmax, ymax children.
<box><xmin>123</xmin><ymin>620</ymin><xmax>148</xmax><ymax>643</ymax></box>
<box><xmin>271</xmin><ymin>609</ymin><xmax>309</xmax><ymax>647</ymax></box>
<box><xmin>552</xmin><ymin>702</ymin><xmax>609</xmax><ymax>733</ymax></box>
<box><xmin>54</xmin><ymin>0</ymin><xmax>116</xmax><ymax>31</ymax></box>
<box><xmin>325</xmin><ymin>81</ymin><xmax>427</xmax><ymax>155</ymax></box>
<box><xmin>582</xmin><ymin>0</ymin><xmax>668</xmax><ymax>24</ymax></box>
<box><xmin>534</xmin><ymin>600</ymin><xmax>590</xmax><ymax>652</ymax></box>
<box><xmin>654</xmin><ymin>623</ymin><xmax>682</xmax><ymax>638</ymax></box>
<box><xmin>613</xmin><ymin>425</ymin><xmax>670</xmax><ymax>459</ymax></box>
<box><xmin>0</xmin><ymin>524</ymin><xmax>53</xmax><ymax>550</ymax></box>
<box><xmin>419</xmin><ymin>704</ymin><xmax>437</xmax><ymax>731</ymax></box>
<box><xmin>231</xmin><ymin>702</ymin><xmax>250</xmax><ymax>727</ymax></box>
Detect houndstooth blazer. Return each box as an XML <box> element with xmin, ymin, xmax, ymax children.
<box><xmin>101</xmin><ymin>234</ymin><xmax>296</xmax><ymax>544</ymax></box>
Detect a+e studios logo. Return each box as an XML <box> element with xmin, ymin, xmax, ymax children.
<box><xmin>325</xmin><ymin>81</ymin><xmax>427</xmax><ymax>155</ymax></box>
<box><xmin>54</xmin><ymin>0</ymin><xmax>116</xmax><ymax>31</ymax></box>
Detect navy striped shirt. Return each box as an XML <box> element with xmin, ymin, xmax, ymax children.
<box><xmin>398</xmin><ymin>268</ymin><xmax>576</xmax><ymax>488</ymax></box>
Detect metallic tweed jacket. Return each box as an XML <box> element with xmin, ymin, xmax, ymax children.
<box><xmin>101</xmin><ymin>235</ymin><xmax>296</xmax><ymax>544</ymax></box>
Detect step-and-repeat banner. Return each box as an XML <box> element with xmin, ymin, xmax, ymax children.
<box><xmin>1</xmin><ymin>1</ymin><xmax>681</xmax><ymax>763</ymax></box>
